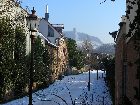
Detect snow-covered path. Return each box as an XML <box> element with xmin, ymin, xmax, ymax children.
<box><xmin>3</xmin><ymin>70</ymin><xmax>112</xmax><ymax>105</ymax></box>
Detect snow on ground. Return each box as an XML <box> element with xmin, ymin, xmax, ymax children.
<box><xmin>2</xmin><ymin>70</ymin><xmax>112</xmax><ymax>105</ymax></box>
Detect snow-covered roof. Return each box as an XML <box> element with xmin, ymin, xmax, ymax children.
<box><xmin>37</xmin><ymin>31</ymin><xmax>58</xmax><ymax>48</ymax></box>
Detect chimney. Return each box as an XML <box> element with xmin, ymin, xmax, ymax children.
<box><xmin>121</xmin><ymin>15</ymin><xmax>126</xmax><ymax>22</ymax></box>
<box><xmin>45</xmin><ymin>5</ymin><xmax>49</xmax><ymax>21</ymax></box>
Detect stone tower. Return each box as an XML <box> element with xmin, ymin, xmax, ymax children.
<box><xmin>73</xmin><ymin>28</ymin><xmax>78</xmax><ymax>41</ymax></box>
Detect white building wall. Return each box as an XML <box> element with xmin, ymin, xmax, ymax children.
<box><xmin>39</xmin><ymin>19</ymin><xmax>61</xmax><ymax>45</ymax></box>
<box><xmin>38</xmin><ymin>19</ymin><xmax>48</xmax><ymax>38</ymax></box>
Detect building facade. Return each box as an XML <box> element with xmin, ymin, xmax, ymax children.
<box><xmin>115</xmin><ymin>0</ymin><xmax>140</xmax><ymax>104</ymax></box>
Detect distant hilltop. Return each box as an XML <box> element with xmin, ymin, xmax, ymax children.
<box><xmin>95</xmin><ymin>43</ymin><xmax>115</xmax><ymax>55</ymax></box>
<box><xmin>63</xmin><ymin>28</ymin><xmax>115</xmax><ymax>55</ymax></box>
<box><xmin>63</xmin><ymin>28</ymin><xmax>103</xmax><ymax>48</ymax></box>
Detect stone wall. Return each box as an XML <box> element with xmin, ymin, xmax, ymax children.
<box><xmin>45</xmin><ymin>37</ymin><xmax>69</xmax><ymax>81</ymax></box>
<box><xmin>126</xmin><ymin>38</ymin><xmax>139</xmax><ymax>105</ymax></box>
<box><xmin>57</xmin><ymin>38</ymin><xmax>69</xmax><ymax>77</ymax></box>
<box><xmin>115</xmin><ymin>36</ymin><xmax>123</xmax><ymax>105</ymax></box>
<box><xmin>115</xmin><ymin>18</ymin><xmax>140</xmax><ymax>105</ymax></box>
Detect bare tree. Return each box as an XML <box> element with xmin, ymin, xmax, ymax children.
<box><xmin>81</xmin><ymin>37</ymin><xmax>93</xmax><ymax>55</ymax></box>
<box><xmin>80</xmin><ymin>37</ymin><xmax>94</xmax><ymax>71</ymax></box>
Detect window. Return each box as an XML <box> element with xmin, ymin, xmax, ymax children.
<box><xmin>48</xmin><ymin>26</ymin><xmax>54</xmax><ymax>37</ymax></box>
<box><xmin>134</xmin><ymin>87</ymin><xmax>140</xmax><ymax>99</ymax></box>
<box><xmin>63</xmin><ymin>48</ymin><xmax>66</xmax><ymax>56</ymax></box>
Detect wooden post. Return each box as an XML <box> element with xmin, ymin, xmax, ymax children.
<box><xmin>97</xmin><ymin>70</ymin><xmax>98</xmax><ymax>80</ymax></box>
<box><xmin>103</xmin><ymin>96</ymin><xmax>104</xmax><ymax>105</ymax></box>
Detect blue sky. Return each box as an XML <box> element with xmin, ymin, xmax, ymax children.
<box><xmin>22</xmin><ymin>0</ymin><xmax>126</xmax><ymax>43</ymax></box>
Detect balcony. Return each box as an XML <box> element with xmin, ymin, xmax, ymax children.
<box><xmin>51</xmin><ymin>24</ymin><xmax>64</xmax><ymax>29</ymax></box>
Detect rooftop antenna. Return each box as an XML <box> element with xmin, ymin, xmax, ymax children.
<box><xmin>15</xmin><ymin>0</ymin><xmax>22</xmax><ymax>6</ymax></box>
<box><xmin>26</xmin><ymin>6</ymin><xmax>30</xmax><ymax>13</ymax></box>
<box><xmin>100</xmin><ymin>0</ymin><xmax>115</xmax><ymax>4</ymax></box>
<box><xmin>100</xmin><ymin>0</ymin><xmax>107</xmax><ymax>4</ymax></box>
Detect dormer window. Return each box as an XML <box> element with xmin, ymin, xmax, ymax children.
<box><xmin>48</xmin><ymin>25</ymin><xmax>54</xmax><ymax>37</ymax></box>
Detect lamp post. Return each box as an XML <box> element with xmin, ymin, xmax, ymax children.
<box><xmin>26</xmin><ymin>7</ymin><xmax>38</xmax><ymax>105</ymax></box>
<box><xmin>96</xmin><ymin>56</ymin><xmax>99</xmax><ymax>80</ymax></box>
<box><xmin>87</xmin><ymin>53</ymin><xmax>90</xmax><ymax>91</ymax></box>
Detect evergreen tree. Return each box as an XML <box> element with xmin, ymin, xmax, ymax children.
<box><xmin>33</xmin><ymin>36</ymin><xmax>45</xmax><ymax>83</ymax></box>
<box><xmin>42</xmin><ymin>46</ymin><xmax>51</xmax><ymax>85</ymax></box>
<box><xmin>76</xmin><ymin>50</ymin><xmax>85</xmax><ymax>70</ymax></box>
<box><xmin>66</xmin><ymin>38</ymin><xmax>85</xmax><ymax>70</ymax></box>
<box><xmin>13</xmin><ymin>26</ymin><xmax>27</xmax><ymax>96</ymax></box>
<box><xmin>66</xmin><ymin>38</ymin><xmax>77</xmax><ymax>67</ymax></box>
<box><xmin>0</xmin><ymin>18</ymin><xmax>15</xmax><ymax>100</ymax></box>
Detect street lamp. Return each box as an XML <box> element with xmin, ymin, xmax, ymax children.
<box><xmin>26</xmin><ymin>7</ymin><xmax>38</xmax><ymax>105</ymax></box>
<box><xmin>97</xmin><ymin>56</ymin><xmax>99</xmax><ymax>80</ymax></box>
<box><xmin>87</xmin><ymin>53</ymin><xmax>90</xmax><ymax>91</ymax></box>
